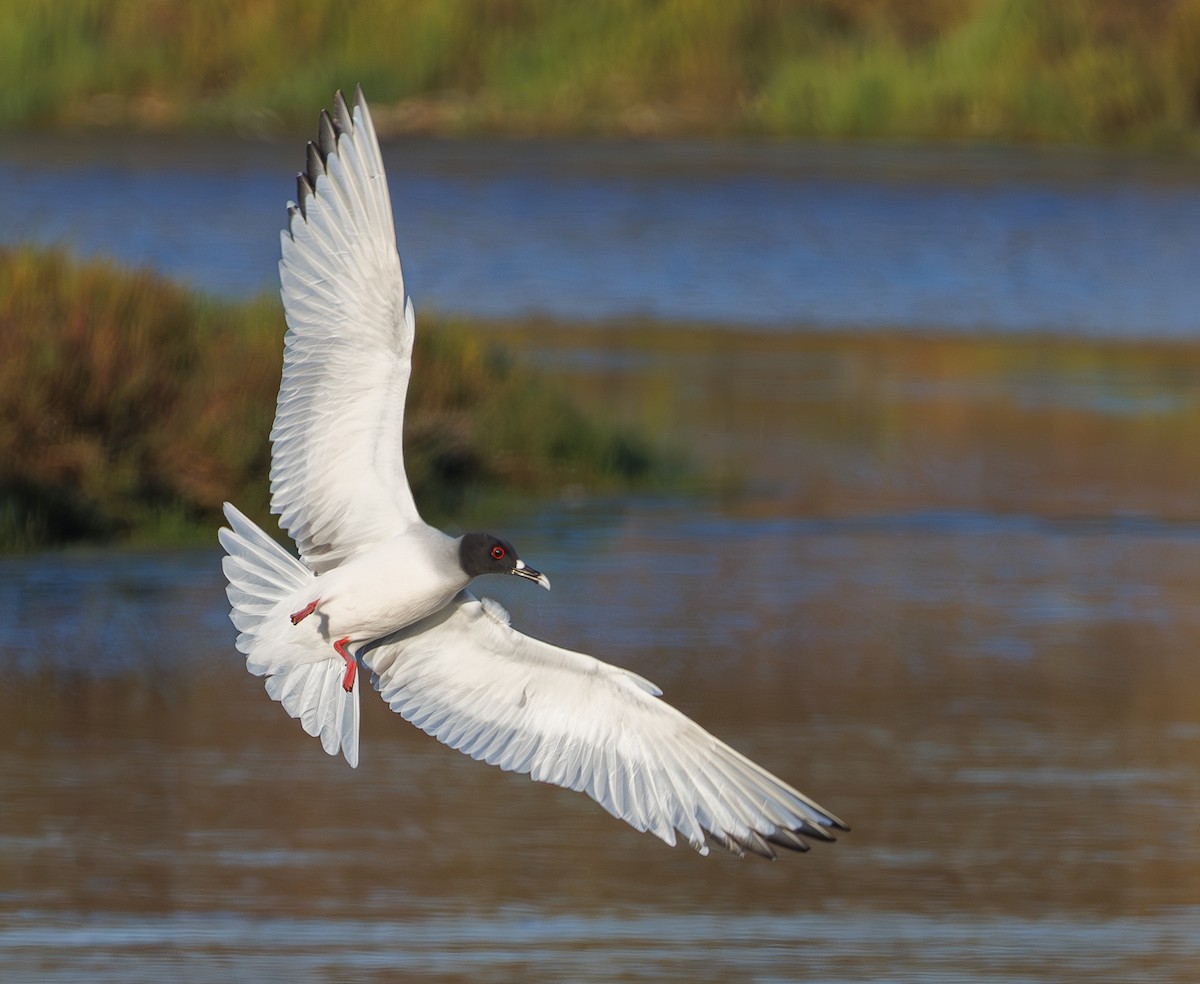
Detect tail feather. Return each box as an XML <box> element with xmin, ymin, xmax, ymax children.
<box><xmin>220</xmin><ymin>501</ymin><xmax>360</xmax><ymax>767</ymax></box>
<box><xmin>266</xmin><ymin>659</ymin><xmax>353</xmax><ymax>759</ymax></box>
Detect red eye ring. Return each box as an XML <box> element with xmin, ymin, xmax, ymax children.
<box><xmin>491</xmin><ymin>545</ymin><xmax>506</xmax><ymax>560</ymax></box>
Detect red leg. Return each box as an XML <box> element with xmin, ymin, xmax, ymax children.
<box><xmin>290</xmin><ymin>599</ymin><xmax>319</xmax><ymax>625</ymax></box>
<box><xmin>334</xmin><ymin>636</ymin><xmax>356</xmax><ymax>692</ymax></box>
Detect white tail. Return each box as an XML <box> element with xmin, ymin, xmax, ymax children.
<box><xmin>218</xmin><ymin>502</ymin><xmax>361</xmax><ymax>767</ymax></box>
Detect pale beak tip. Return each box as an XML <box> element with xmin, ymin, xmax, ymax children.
<box><xmin>511</xmin><ymin>565</ymin><xmax>551</xmax><ymax>591</ymax></box>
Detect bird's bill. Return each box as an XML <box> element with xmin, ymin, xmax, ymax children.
<box><xmin>511</xmin><ymin>560</ymin><xmax>551</xmax><ymax>590</ymax></box>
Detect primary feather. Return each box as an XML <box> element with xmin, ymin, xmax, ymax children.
<box><xmin>272</xmin><ymin>87</ymin><xmax>420</xmax><ymax>574</ymax></box>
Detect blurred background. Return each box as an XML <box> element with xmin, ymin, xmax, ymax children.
<box><xmin>2</xmin><ymin>2</ymin><xmax>1200</xmax><ymax>981</ymax></box>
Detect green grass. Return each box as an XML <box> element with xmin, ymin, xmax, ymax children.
<box><xmin>2</xmin><ymin>0</ymin><xmax>1199</xmax><ymax>147</ymax></box>
<box><xmin>0</xmin><ymin>246</ymin><xmax>673</xmax><ymax>551</ymax></box>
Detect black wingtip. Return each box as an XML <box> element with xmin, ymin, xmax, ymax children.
<box><xmin>318</xmin><ymin>109</ymin><xmax>337</xmax><ymax>157</ymax></box>
<box><xmin>291</xmin><ymin>91</ymin><xmax>363</xmax><ymax>221</ymax></box>
<box><xmin>295</xmin><ymin>172</ymin><xmax>314</xmax><ymax>211</ymax></box>
<box><xmin>707</xmin><ymin>827</ymin><xmax>806</xmax><ymax>860</ymax></box>
<box><xmin>745</xmin><ymin>831</ymin><xmax>778</xmax><ymax>860</ymax></box>
<box><xmin>332</xmin><ymin>88</ymin><xmax>353</xmax><ymax>133</ymax></box>
<box><xmin>305</xmin><ymin>142</ymin><xmax>324</xmax><ymax>181</ymax></box>
<box><xmin>765</xmin><ymin>828</ymin><xmax>813</xmax><ymax>854</ymax></box>
<box><xmin>797</xmin><ymin>820</ymin><xmax>840</xmax><ymax>843</ymax></box>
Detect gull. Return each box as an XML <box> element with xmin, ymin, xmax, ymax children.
<box><xmin>218</xmin><ymin>87</ymin><xmax>848</xmax><ymax>858</ymax></box>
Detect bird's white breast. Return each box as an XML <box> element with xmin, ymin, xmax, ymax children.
<box><xmin>302</xmin><ymin>526</ymin><xmax>468</xmax><ymax>645</ymax></box>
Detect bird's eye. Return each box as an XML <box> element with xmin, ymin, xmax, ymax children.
<box><xmin>491</xmin><ymin>545</ymin><xmax>506</xmax><ymax>560</ymax></box>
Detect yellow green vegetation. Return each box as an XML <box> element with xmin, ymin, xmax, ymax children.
<box><xmin>4</xmin><ymin>0</ymin><xmax>1200</xmax><ymax>147</ymax></box>
<box><xmin>0</xmin><ymin>247</ymin><xmax>667</xmax><ymax>550</ymax></box>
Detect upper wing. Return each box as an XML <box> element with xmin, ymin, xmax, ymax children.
<box><xmin>361</xmin><ymin>593</ymin><xmax>848</xmax><ymax>857</ymax></box>
<box><xmin>271</xmin><ymin>87</ymin><xmax>420</xmax><ymax>574</ymax></box>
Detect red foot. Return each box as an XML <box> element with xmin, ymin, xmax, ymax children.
<box><xmin>334</xmin><ymin>636</ymin><xmax>356</xmax><ymax>692</ymax></box>
<box><xmin>290</xmin><ymin>599</ymin><xmax>319</xmax><ymax>625</ymax></box>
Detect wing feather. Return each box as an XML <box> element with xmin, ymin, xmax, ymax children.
<box><xmin>271</xmin><ymin>86</ymin><xmax>420</xmax><ymax>574</ymax></box>
<box><xmin>264</xmin><ymin>657</ymin><xmax>361</xmax><ymax>767</ymax></box>
<box><xmin>362</xmin><ymin>592</ymin><xmax>848</xmax><ymax>857</ymax></box>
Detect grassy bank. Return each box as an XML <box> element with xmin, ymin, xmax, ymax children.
<box><xmin>0</xmin><ymin>247</ymin><xmax>671</xmax><ymax>551</ymax></box>
<box><xmin>4</xmin><ymin>0</ymin><xmax>1200</xmax><ymax>147</ymax></box>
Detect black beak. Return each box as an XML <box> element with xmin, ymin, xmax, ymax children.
<box><xmin>510</xmin><ymin>560</ymin><xmax>551</xmax><ymax>590</ymax></box>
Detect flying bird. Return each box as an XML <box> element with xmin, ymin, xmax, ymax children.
<box><xmin>219</xmin><ymin>87</ymin><xmax>848</xmax><ymax>858</ymax></box>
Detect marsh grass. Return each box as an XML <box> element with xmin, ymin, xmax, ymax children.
<box><xmin>0</xmin><ymin>247</ymin><xmax>671</xmax><ymax>550</ymax></box>
<box><xmin>3</xmin><ymin>0</ymin><xmax>1199</xmax><ymax>146</ymax></box>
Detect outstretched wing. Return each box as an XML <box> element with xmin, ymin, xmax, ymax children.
<box><xmin>272</xmin><ymin>86</ymin><xmax>420</xmax><ymax>574</ymax></box>
<box><xmin>361</xmin><ymin>593</ymin><xmax>848</xmax><ymax>857</ymax></box>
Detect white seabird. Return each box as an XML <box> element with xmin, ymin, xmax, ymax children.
<box><xmin>218</xmin><ymin>87</ymin><xmax>848</xmax><ymax>858</ymax></box>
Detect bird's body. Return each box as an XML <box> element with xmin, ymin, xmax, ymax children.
<box><xmin>287</xmin><ymin>525</ymin><xmax>468</xmax><ymax>646</ymax></box>
<box><xmin>219</xmin><ymin>86</ymin><xmax>848</xmax><ymax>858</ymax></box>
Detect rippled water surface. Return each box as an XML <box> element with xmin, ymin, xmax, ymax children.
<box><xmin>4</xmin><ymin>134</ymin><xmax>1200</xmax><ymax>335</ymax></box>
<box><xmin>4</xmin><ymin>321</ymin><xmax>1200</xmax><ymax>981</ymax></box>
<box><xmin>5</xmin><ymin>133</ymin><xmax>1200</xmax><ymax>979</ymax></box>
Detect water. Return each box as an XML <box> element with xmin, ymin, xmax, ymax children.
<box><xmin>4</xmin><ymin>134</ymin><xmax>1200</xmax><ymax>978</ymax></box>
<box><xmin>5</xmin><ymin>500</ymin><xmax>1200</xmax><ymax>981</ymax></box>
<box><xmin>2</xmin><ymin>133</ymin><xmax>1199</xmax><ymax>335</ymax></box>
<box><xmin>4</xmin><ymin>322</ymin><xmax>1200</xmax><ymax>980</ymax></box>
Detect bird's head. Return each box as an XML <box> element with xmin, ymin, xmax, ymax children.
<box><xmin>458</xmin><ymin>533</ymin><xmax>551</xmax><ymax>590</ymax></box>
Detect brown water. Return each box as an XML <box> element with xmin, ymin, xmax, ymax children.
<box><xmin>3</xmin><ymin>329</ymin><xmax>1200</xmax><ymax>982</ymax></box>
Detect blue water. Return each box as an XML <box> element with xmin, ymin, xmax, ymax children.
<box><xmin>2</xmin><ymin>134</ymin><xmax>1199</xmax><ymax>335</ymax></box>
<box><xmin>5</xmin><ymin>132</ymin><xmax>1200</xmax><ymax>981</ymax></box>
<box><xmin>6</xmin><ymin>908</ymin><xmax>1200</xmax><ymax>982</ymax></box>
